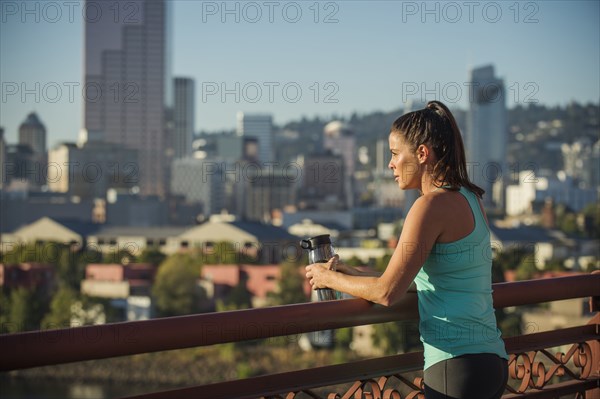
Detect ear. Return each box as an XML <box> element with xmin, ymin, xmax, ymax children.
<box><xmin>416</xmin><ymin>144</ymin><xmax>430</xmax><ymax>164</ymax></box>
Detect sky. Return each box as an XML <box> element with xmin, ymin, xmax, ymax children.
<box><xmin>1</xmin><ymin>0</ymin><xmax>599</xmax><ymax>148</ymax></box>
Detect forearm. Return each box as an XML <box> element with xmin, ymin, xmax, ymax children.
<box><xmin>336</xmin><ymin>262</ymin><xmax>381</xmax><ymax>277</ymax></box>
<box><xmin>322</xmin><ymin>270</ymin><xmax>390</xmax><ymax>305</ymax></box>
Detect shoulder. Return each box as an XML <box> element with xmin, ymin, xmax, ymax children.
<box><xmin>405</xmin><ymin>192</ymin><xmax>447</xmax><ymax>226</ymax></box>
<box><xmin>410</xmin><ymin>190</ymin><xmax>449</xmax><ymax>215</ymax></box>
<box><xmin>408</xmin><ymin>190</ymin><xmax>466</xmax><ymax>226</ymax></box>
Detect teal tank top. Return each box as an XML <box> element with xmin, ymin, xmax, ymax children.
<box><xmin>414</xmin><ymin>187</ymin><xmax>508</xmax><ymax>370</ymax></box>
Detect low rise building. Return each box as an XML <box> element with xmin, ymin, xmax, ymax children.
<box><xmin>81</xmin><ymin>263</ymin><xmax>156</xmax><ymax>299</ymax></box>
<box><xmin>201</xmin><ymin>264</ymin><xmax>281</xmax><ymax>308</ymax></box>
<box><xmin>0</xmin><ymin>262</ymin><xmax>55</xmax><ymax>295</ymax></box>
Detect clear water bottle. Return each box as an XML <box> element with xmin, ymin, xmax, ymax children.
<box><xmin>300</xmin><ymin>234</ymin><xmax>337</xmax><ymax>301</ymax></box>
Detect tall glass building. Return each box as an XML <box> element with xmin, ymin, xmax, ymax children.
<box><xmin>83</xmin><ymin>0</ymin><xmax>172</xmax><ymax>197</ymax></box>
<box><xmin>236</xmin><ymin>113</ymin><xmax>273</xmax><ymax>164</ymax></box>
<box><xmin>466</xmin><ymin>65</ymin><xmax>507</xmax><ymax>209</ymax></box>
<box><xmin>173</xmin><ymin>77</ymin><xmax>195</xmax><ymax>160</ymax></box>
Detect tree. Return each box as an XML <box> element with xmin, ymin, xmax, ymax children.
<box><xmin>345</xmin><ymin>256</ymin><xmax>364</xmax><ymax>267</ymax></box>
<box><xmin>372</xmin><ymin>320</ymin><xmax>420</xmax><ymax>355</ymax></box>
<box><xmin>582</xmin><ymin>203</ymin><xmax>600</xmax><ymax>239</ymax></box>
<box><xmin>42</xmin><ymin>285</ymin><xmax>78</xmax><ymax>330</ymax></box>
<box><xmin>218</xmin><ymin>275</ymin><xmax>253</xmax><ymax>311</ymax></box>
<box><xmin>138</xmin><ymin>247</ymin><xmax>167</xmax><ymax>266</ymax></box>
<box><xmin>268</xmin><ymin>261</ymin><xmax>307</xmax><ymax>305</ymax></box>
<box><xmin>152</xmin><ymin>253</ymin><xmax>205</xmax><ymax>317</ymax></box>
<box><xmin>7</xmin><ymin>288</ymin><xmax>46</xmax><ymax>333</ymax></box>
<box><xmin>515</xmin><ymin>254</ymin><xmax>538</xmax><ymax>281</ymax></box>
<box><xmin>0</xmin><ymin>290</ymin><xmax>10</xmax><ymax>334</ymax></box>
<box><xmin>493</xmin><ymin>246</ymin><xmax>529</xmax><ymax>272</ymax></box>
<box><xmin>375</xmin><ymin>254</ymin><xmax>392</xmax><ymax>273</ymax></box>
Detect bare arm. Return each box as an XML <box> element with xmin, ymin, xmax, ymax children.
<box><xmin>334</xmin><ymin>259</ymin><xmax>382</xmax><ymax>277</ymax></box>
<box><xmin>305</xmin><ymin>195</ymin><xmax>443</xmax><ymax>306</ymax></box>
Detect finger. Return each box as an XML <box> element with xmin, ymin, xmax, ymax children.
<box><xmin>328</xmin><ymin>254</ymin><xmax>339</xmax><ymax>270</ymax></box>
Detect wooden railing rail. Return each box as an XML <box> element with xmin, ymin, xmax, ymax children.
<box><xmin>1</xmin><ymin>274</ymin><xmax>598</xmax><ymax>372</ymax></box>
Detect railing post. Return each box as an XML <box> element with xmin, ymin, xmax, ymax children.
<box><xmin>590</xmin><ymin>271</ymin><xmax>600</xmax><ymax>312</ymax></box>
<box><xmin>586</xmin><ymin>272</ymin><xmax>600</xmax><ymax>399</ymax></box>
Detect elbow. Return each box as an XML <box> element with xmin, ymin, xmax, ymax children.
<box><xmin>377</xmin><ymin>296</ymin><xmax>393</xmax><ymax>307</ymax></box>
<box><xmin>377</xmin><ymin>293</ymin><xmax>399</xmax><ymax>307</ymax></box>
<box><xmin>375</xmin><ymin>284</ymin><xmax>399</xmax><ymax>307</ymax></box>
<box><xmin>375</xmin><ymin>281</ymin><xmax>411</xmax><ymax>307</ymax></box>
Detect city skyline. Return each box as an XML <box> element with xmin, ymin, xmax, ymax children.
<box><xmin>1</xmin><ymin>1</ymin><xmax>599</xmax><ymax>148</ymax></box>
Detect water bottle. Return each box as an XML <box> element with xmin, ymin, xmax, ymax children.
<box><xmin>300</xmin><ymin>234</ymin><xmax>337</xmax><ymax>301</ymax></box>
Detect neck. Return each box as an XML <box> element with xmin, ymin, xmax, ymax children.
<box><xmin>419</xmin><ymin>174</ymin><xmax>439</xmax><ymax>195</ymax></box>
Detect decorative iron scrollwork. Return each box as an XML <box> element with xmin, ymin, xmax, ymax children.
<box><xmin>269</xmin><ymin>374</ymin><xmax>424</xmax><ymax>399</ymax></box>
<box><xmin>507</xmin><ymin>341</ymin><xmax>593</xmax><ymax>394</ymax></box>
<box><xmin>271</xmin><ymin>340</ymin><xmax>596</xmax><ymax>399</ymax></box>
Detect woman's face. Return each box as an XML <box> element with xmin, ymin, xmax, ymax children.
<box><xmin>388</xmin><ymin>133</ymin><xmax>421</xmax><ymax>190</ymax></box>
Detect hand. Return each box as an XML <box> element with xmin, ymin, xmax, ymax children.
<box><xmin>305</xmin><ymin>255</ymin><xmax>338</xmax><ymax>290</ymax></box>
<box><xmin>334</xmin><ymin>259</ymin><xmax>361</xmax><ymax>276</ymax></box>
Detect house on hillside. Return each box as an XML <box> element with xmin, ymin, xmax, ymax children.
<box><xmin>200</xmin><ymin>264</ymin><xmax>281</xmax><ymax>308</ymax></box>
<box><xmin>177</xmin><ymin>220</ymin><xmax>299</xmax><ymax>264</ymax></box>
<box><xmin>1</xmin><ymin>216</ymin><xmax>99</xmax><ymax>250</ymax></box>
<box><xmin>87</xmin><ymin>225</ymin><xmax>190</xmax><ymax>256</ymax></box>
<box><xmin>489</xmin><ymin>222</ymin><xmax>576</xmax><ymax>269</ymax></box>
<box><xmin>85</xmin><ymin>218</ymin><xmax>299</xmax><ymax>263</ymax></box>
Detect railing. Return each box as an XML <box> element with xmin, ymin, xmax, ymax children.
<box><xmin>1</xmin><ymin>274</ymin><xmax>599</xmax><ymax>398</ymax></box>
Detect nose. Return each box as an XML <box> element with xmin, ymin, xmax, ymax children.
<box><xmin>388</xmin><ymin>159</ymin><xmax>394</xmax><ymax>170</ymax></box>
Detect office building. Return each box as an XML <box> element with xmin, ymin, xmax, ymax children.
<box><xmin>48</xmin><ymin>141</ymin><xmax>138</xmax><ymax>199</ymax></box>
<box><xmin>3</xmin><ymin>144</ymin><xmax>38</xmax><ymax>191</ymax></box>
<box><xmin>561</xmin><ymin>138</ymin><xmax>600</xmax><ymax>189</ymax></box>
<box><xmin>170</xmin><ymin>157</ymin><xmax>225</xmax><ymax>216</ymax></box>
<box><xmin>236</xmin><ymin>113</ymin><xmax>273</xmax><ymax>164</ymax></box>
<box><xmin>301</xmin><ymin>152</ymin><xmax>345</xmax><ymax>210</ymax></box>
<box><xmin>466</xmin><ymin>65</ymin><xmax>507</xmax><ymax>209</ymax></box>
<box><xmin>174</xmin><ymin>77</ymin><xmax>195</xmax><ymax>159</ymax></box>
<box><xmin>83</xmin><ymin>0</ymin><xmax>172</xmax><ymax>197</ymax></box>
<box><xmin>18</xmin><ymin>112</ymin><xmax>46</xmax><ymax>159</ymax></box>
<box><xmin>0</xmin><ymin>128</ymin><xmax>6</xmax><ymax>189</ymax></box>
<box><xmin>506</xmin><ymin>170</ymin><xmax>598</xmax><ymax>216</ymax></box>
<box><xmin>323</xmin><ymin>121</ymin><xmax>356</xmax><ymax>208</ymax></box>
<box><xmin>236</xmin><ymin>165</ymin><xmax>296</xmax><ymax>222</ymax></box>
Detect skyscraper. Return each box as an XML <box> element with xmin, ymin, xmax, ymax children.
<box><xmin>18</xmin><ymin>112</ymin><xmax>46</xmax><ymax>158</ymax></box>
<box><xmin>173</xmin><ymin>77</ymin><xmax>195</xmax><ymax>160</ymax></box>
<box><xmin>48</xmin><ymin>141</ymin><xmax>138</xmax><ymax>199</ymax></box>
<box><xmin>0</xmin><ymin>127</ymin><xmax>6</xmax><ymax>189</ymax></box>
<box><xmin>236</xmin><ymin>113</ymin><xmax>273</xmax><ymax>164</ymax></box>
<box><xmin>466</xmin><ymin>65</ymin><xmax>507</xmax><ymax>208</ymax></box>
<box><xmin>323</xmin><ymin>121</ymin><xmax>356</xmax><ymax>208</ymax></box>
<box><xmin>83</xmin><ymin>0</ymin><xmax>172</xmax><ymax>197</ymax></box>
<box><xmin>18</xmin><ymin>113</ymin><xmax>47</xmax><ymax>189</ymax></box>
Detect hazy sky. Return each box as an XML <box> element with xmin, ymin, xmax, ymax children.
<box><xmin>1</xmin><ymin>0</ymin><xmax>599</xmax><ymax>148</ymax></box>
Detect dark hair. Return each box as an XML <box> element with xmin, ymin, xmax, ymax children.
<box><xmin>390</xmin><ymin>100</ymin><xmax>484</xmax><ymax>198</ymax></box>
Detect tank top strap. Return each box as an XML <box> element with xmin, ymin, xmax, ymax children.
<box><xmin>457</xmin><ymin>187</ymin><xmax>488</xmax><ymax>234</ymax></box>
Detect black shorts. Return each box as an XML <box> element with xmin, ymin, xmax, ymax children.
<box><xmin>424</xmin><ymin>353</ymin><xmax>508</xmax><ymax>399</ymax></box>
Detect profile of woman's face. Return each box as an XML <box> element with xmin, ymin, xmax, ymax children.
<box><xmin>388</xmin><ymin>133</ymin><xmax>420</xmax><ymax>190</ymax></box>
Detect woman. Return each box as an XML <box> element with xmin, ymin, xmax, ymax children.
<box><xmin>305</xmin><ymin>100</ymin><xmax>509</xmax><ymax>399</ymax></box>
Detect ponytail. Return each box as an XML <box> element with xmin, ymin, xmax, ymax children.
<box><xmin>390</xmin><ymin>100</ymin><xmax>485</xmax><ymax>198</ymax></box>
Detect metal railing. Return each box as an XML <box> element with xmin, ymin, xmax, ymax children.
<box><xmin>1</xmin><ymin>273</ymin><xmax>599</xmax><ymax>398</ymax></box>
